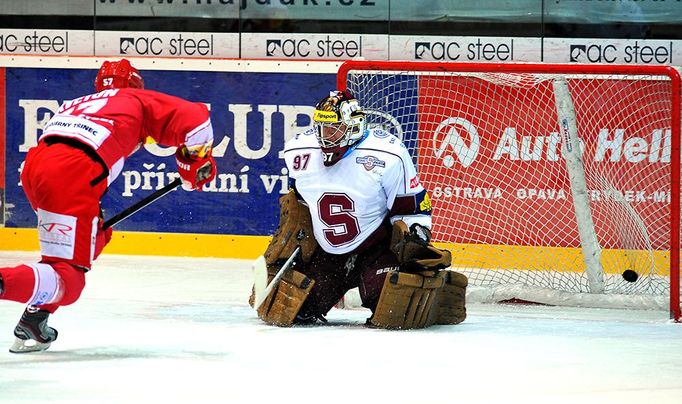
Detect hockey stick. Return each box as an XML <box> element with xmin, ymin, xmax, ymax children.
<box><xmin>253</xmin><ymin>246</ymin><xmax>301</xmax><ymax>310</ymax></box>
<box><xmin>10</xmin><ymin>179</ymin><xmax>182</xmax><ymax>354</ymax></box>
<box><xmin>102</xmin><ymin>178</ymin><xmax>183</xmax><ymax>230</ymax></box>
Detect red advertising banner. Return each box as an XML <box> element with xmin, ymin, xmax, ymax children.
<box><xmin>417</xmin><ymin>75</ymin><xmax>672</xmax><ymax>250</ymax></box>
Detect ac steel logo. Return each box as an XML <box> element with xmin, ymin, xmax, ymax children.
<box><xmin>265</xmin><ymin>36</ymin><xmax>362</xmax><ymax>58</ymax></box>
<box><xmin>119</xmin><ymin>34</ymin><xmax>214</xmax><ymax>56</ymax></box>
<box><xmin>432</xmin><ymin>117</ymin><xmax>480</xmax><ymax>168</ymax></box>
<box><xmin>415</xmin><ymin>41</ymin><xmax>460</xmax><ymax>60</ymax></box>
<box><xmin>0</xmin><ymin>31</ymin><xmax>69</xmax><ymax>53</ymax></box>
<box><xmin>414</xmin><ymin>39</ymin><xmax>514</xmax><ymax>61</ymax></box>
<box><xmin>570</xmin><ymin>45</ymin><xmax>586</xmax><ymax>62</ymax></box>
<box><xmin>120</xmin><ymin>37</ymin><xmax>136</xmax><ymax>54</ymax></box>
<box><xmin>569</xmin><ymin>44</ymin><xmax>617</xmax><ymax>63</ymax></box>
<box><xmin>569</xmin><ymin>41</ymin><xmax>673</xmax><ymax>64</ymax></box>
<box><xmin>266</xmin><ymin>39</ymin><xmax>308</xmax><ymax>57</ymax></box>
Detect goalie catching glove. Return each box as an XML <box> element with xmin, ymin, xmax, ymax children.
<box><xmin>175</xmin><ymin>145</ymin><xmax>217</xmax><ymax>191</ymax></box>
<box><xmin>390</xmin><ymin>220</ymin><xmax>451</xmax><ymax>272</ymax></box>
<box><xmin>264</xmin><ymin>191</ymin><xmax>318</xmax><ymax>265</ymax></box>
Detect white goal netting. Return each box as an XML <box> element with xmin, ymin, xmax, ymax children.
<box><xmin>340</xmin><ymin>62</ymin><xmax>681</xmax><ymax>316</ymax></box>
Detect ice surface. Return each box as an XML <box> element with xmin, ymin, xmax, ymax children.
<box><xmin>1</xmin><ymin>251</ymin><xmax>681</xmax><ymax>404</ymax></box>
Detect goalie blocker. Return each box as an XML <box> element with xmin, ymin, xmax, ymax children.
<box><xmin>252</xmin><ymin>197</ymin><xmax>468</xmax><ymax>329</ymax></box>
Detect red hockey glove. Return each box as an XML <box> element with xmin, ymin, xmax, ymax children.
<box><xmin>94</xmin><ymin>225</ymin><xmax>112</xmax><ymax>260</ymax></box>
<box><xmin>175</xmin><ymin>147</ymin><xmax>217</xmax><ymax>191</ymax></box>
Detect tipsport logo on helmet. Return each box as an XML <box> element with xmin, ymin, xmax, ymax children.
<box><xmin>313</xmin><ymin>110</ymin><xmax>339</xmax><ymax>123</ymax></box>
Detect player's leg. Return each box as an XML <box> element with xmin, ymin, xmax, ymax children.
<box><xmin>3</xmin><ymin>262</ymin><xmax>85</xmax><ymax>352</ymax></box>
<box><xmin>295</xmin><ymin>250</ymin><xmax>354</xmax><ymax>322</ymax></box>
<box><xmin>24</xmin><ymin>142</ymin><xmax>108</xmax><ymax>270</ymax></box>
<box><xmin>355</xmin><ymin>244</ymin><xmax>400</xmax><ymax>312</ymax></box>
<box><xmin>4</xmin><ymin>142</ymin><xmax>105</xmax><ymax>352</ymax></box>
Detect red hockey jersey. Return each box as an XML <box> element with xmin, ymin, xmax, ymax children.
<box><xmin>39</xmin><ymin>88</ymin><xmax>213</xmax><ymax>185</ymax></box>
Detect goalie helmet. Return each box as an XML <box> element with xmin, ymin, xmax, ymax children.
<box><xmin>94</xmin><ymin>59</ymin><xmax>145</xmax><ymax>93</ymax></box>
<box><xmin>313</xmin><ymin>90</ymin><xmax>367</xmax><ymax>166</ymax></box>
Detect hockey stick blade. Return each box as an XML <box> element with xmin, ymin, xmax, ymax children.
<box><xmin>102</xmin><ymin>177</ymin><xmax>182</xmax><ymax>230</ymax></box>
<box><xmin>252</xmin><ymin>255</ymin><xmax>268</xmax><ymax>307</ymax></box>
<box><xmin>253</xmin><ymin>246</ymin><xmax>301</xmax><ymax>310</ymax></box>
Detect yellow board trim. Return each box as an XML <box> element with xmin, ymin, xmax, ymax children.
<box><xmin>433</xmin><ymin>241</ymin><xmax>671</xmax><ymax>276</ymax></box>
<box><xmin>0</xmin><ymin>228</ymin><xmax>270</xmax><ymax>259</ymax></box>
<box><xmin>0</xmin><ymin>228</ymin><xmax>670</xmax><ymax>275</ymax></box>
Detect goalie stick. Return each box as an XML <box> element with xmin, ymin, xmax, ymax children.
<box><xmin>102</xmin><ymin>177</ymin><xmax>182</xmax><ymax>230</ymax></box>
<box><xmin>252</xmin><ymin>246</ymin><xmax>301</xmax><ymax>310</ymax></box>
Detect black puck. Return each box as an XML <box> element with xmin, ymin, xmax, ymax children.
<box><xmin>622</xmin><ymin>269</ymin><xmax>639</xmax><ymax>283</ymax></box>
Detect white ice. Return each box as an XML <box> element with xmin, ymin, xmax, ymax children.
<box><xmin>1</xmin><ymin>251</ymin><xmax>681</xmax><ymax>404</ymax></box>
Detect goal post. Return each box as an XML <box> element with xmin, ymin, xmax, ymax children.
<box><xmin>337</xmin><ymin>61</ymin><xmax>681</xmax><ymax>321</ymax></box>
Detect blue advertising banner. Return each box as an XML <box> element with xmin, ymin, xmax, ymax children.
<box><xmin>3</xmin><ymin>67</ymin><xmax>336</xmax><ymax>235</ymax></box>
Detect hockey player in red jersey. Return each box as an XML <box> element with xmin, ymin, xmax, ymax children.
<box><xmin>0</xmin><ymin>59</ymin><xmax>217</xmax><ymax>353</ymax></box>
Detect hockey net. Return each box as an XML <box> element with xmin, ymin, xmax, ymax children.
<box><xmin>337</xmin><ymin>61</ymin><xmax>681</xmax><ymax>320</ymax></box>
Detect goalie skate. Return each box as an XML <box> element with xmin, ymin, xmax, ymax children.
<box><xmin>9</xmin><ymin>307</ymin><xmax>58</xmax><ymax>354</ymax></box>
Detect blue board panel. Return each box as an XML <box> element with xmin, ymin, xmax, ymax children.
<box><xmin>4</xmin><ymin>67</ymin><xmax>335</xmax><ymax>235</ymax></box>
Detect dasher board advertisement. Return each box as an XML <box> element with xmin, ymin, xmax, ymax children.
<box><xmin>2</xmin><ymin>66</ymin><xmax>335</xmax><ymax>235</ymax></box>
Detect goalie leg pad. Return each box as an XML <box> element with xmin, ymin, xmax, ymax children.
<box><xmin>369</xmin><ymin>271</ymin><xmax>445</xmax><ymax>330</ymax></box>
<box><xmin>436</xmin><ymin>271</ymin><xmax>468</xmax><ymax>325</ymax></box>
<box><xmin>257</xmin><ymin>268</ymin><xmax>315</xmax><ymax>327</ymax></box>
<box><xmin>264</xmin><ymin>191</ymin><xmax>317</xmax><ymax>265</ymax></box>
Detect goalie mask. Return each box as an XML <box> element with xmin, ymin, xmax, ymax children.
<box><xmin>313</xmin><ymin>90</ymin><xmax>367</xmax><ymax>166</ymax></box>
<box><xmin>94</xmin><ymin>59</ymin><xmax>145</xmax><ymax>93</ymax></box>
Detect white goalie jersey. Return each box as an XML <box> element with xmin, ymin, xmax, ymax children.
<box><xmin>283</xmin><ymin>127</ymin><xmax>432</xmax><ymax>255</ymax></box>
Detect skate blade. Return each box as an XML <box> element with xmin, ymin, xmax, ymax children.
<box><xmin>9</xmin><ymin>337</ymin><xmax>51</xmax><ymax>354</ymax></box>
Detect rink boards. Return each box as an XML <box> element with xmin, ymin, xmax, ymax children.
<box><xmin>0</xmin><ymin>57</ymin><xmax>340</xmax><ymax>257</ymax></box>
<box><xmin>0</xmin><ymin>57</ymin><xmax>676</xmax><ymax>273</ymax></box>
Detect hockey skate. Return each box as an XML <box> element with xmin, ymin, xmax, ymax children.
<box><xmin>9</xmin><ymin>306</ymin><xmax>58</xmax><ymax>354</ymax></box>
<box><xmin>293</xmin><ymin>312</ymin><xmax>327</xmax><ymax>326</ymax></box>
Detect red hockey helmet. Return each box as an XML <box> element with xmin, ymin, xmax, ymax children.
<box><xmin>94</xmin><ymin>59</ymin><xmax>145</xmax><ymax>92</ymax></box>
